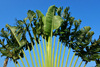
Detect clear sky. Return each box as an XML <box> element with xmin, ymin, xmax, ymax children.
<box><xmin>0</xmin><ymin>0</ymin><xmax>100</xmax><ymax>67</ymax></box>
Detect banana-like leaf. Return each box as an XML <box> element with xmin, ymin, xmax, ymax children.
<box><xmin>57</xmin><ymin>7</ymin><xmax>62</xmax><ymax>16</ymax></box>
<box><xmin>43</xmin><ymin>5</ymin><xmax>55</xmax><ymax>34</ymax></box>
<box><xmin>42</xmin><ymin>16</ymin><xmax>46</xmax><ymax>25</ymax></box>
<box><xmin>52</xmin><ymin>16</ymin><xmax>63</xmax><ymax>29</ymax></box>
<box><xmin>36</xmin><ymin>10</ymin><xmax>44</xmax><ymax>18</ymax></box>
<box><xmin>43</xmin><ymin>5</ymin><xmax>63</xmax><ymax>35</ymax></box>
<box><xmin>83</xmin><ymin>26</ymin><xmax>91</xmax><ymax>33</ymax></box>
<box><xmin>27</xmin><ymin>10</ymin><xmax>36</xmax><ymax>21</ymax></box>
<box><xmin>6</xmin><ymin>24</ymin><xmax>26</xmax><ymax>46</ymax></box>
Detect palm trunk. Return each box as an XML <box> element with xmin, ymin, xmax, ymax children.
<box><xmin>3</xmin><ymin>57</ymin><xmax>8</xmax><ymax>67</ymax></box>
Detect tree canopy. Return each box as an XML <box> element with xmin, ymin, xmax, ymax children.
<box><xmin>0</xmin><ymin>5</ymin><xmax>100</xmax><ymax>67</ymax></box>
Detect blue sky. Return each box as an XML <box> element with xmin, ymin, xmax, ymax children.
<box><xmin>0</xmin><ymin>0</ymin><xmax>100</xmax><ymax>67</ymax></box>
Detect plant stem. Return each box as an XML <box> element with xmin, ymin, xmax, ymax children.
<box><xmin>3</xmin><ymin>57</ymin><xmax>8</xmax><ymax>67</ymax></box>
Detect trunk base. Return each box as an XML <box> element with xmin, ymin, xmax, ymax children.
<box><xmin>3</xmin><ymin>58</ymin><xmax>8</xmax><ymax>67</ymax></box>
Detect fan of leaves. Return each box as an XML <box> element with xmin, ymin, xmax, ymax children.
<box><xmin>0</xmin><ymin>5</ymin><xmax>100</xmax><ymax>67</ymax></box>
